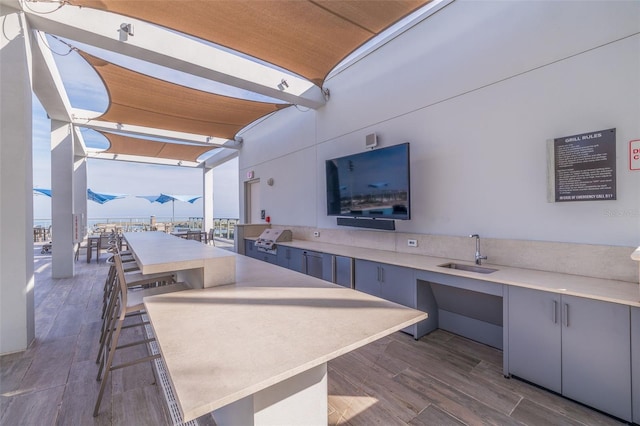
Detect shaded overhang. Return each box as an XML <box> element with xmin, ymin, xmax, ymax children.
<box><xmin>99</xmin><ymin>131</ymin><xmax>218</xmax><ymax>163</ymax></box>
<box><xmin>20</xmin><ymin>0</ymin><xmax>441</xmax><ymax>168</ymax></box>
<box><xmin>67</xmin><ymin>0</ymin><xmax>431</xmax><ymax>87</ymax></box>
<box><xmin>78</xmin><ymin>50</ymin><xmax>289</xmax><ymax>140</ymax></box>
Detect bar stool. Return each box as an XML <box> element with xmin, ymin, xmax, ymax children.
<box><xmin>100</xmin><ymin>245</ymin><xmax>169</xmax><ymax>320</ymax></box>
<box><xmin>94</xmin><ymin>254</ymin><xmax>189</xmax><ymax>417</ymax></box>
<box><xmin>98</xmin><ymin>260</ymin><xmax>176</xmax><ymax>353</ymax></box>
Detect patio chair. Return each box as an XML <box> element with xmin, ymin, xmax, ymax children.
<box><xmin>99</xmin><ymin>245</ymin><xmax>171</xmax><ymax>320</ymax></box>
<box><xmin>94</xmin><ymin>254</ymin><xmax>189</xmax><ymax>417</ymax></box>
<box><xmin>187</xmin><ymin>230</ymin><xmax>204</xmax><ymax>242</ymax></box>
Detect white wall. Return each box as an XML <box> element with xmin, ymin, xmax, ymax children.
<box><xmin>239</xmin><ymin>106</ymin><xmax>316</xmax><ymax>225</ymax></box>
<box><xmin>212</xmin><ymin>157</ymin><xmax>240</xmax><ymax>219</ymax></box>
<box><xmin>239</xmin><ymin>0</ymin><xmax>640</xmax><ymax>247</ymax></box>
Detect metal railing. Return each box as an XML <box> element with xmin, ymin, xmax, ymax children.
<box><xmin>211</xmin><ymin>218</ymin><xmax>238</xmax><ymax>241</ymax></box>
<box><xmin>34</xmin><ymin>217</ymin><xmax>239</xmax><ymax>241</ymax></box>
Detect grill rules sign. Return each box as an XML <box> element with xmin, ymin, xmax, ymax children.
<box><xmin>552</xmin><ymin>128</ymin><xmax>616</xmax><ymax>202</ymax></box>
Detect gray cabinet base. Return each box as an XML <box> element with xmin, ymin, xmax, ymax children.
<box><xmin>415</xmin><ymin>277</ymin><xmax>503</xmax><ymax>349</ymax></box>
<box><xmin>438</xmin><ymin>310</ymin><xmax>503</xmax><ymax>349</ymax></box>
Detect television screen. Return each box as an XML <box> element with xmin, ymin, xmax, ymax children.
<box><xmin>326</xmin><ymin>143</ymin><xmax>410</xmax><ymax>220</ymax></box>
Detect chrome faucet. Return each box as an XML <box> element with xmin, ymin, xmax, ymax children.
<box><xmin>469</xmin><ymin>234</ymin><xmax>487</xmax><ymax>265</ymax></box>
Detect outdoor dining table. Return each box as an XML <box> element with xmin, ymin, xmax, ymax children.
<box><xmin>123</xmin><ymin>231</ymin><xmax>235</xmax><ymax>288</ymax></box>
<box><xmin>143</xmin><ymin>253</ymin><xmax>427</xmax><ymax>425</ymax></box>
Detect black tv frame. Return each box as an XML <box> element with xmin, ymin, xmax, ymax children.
<box><xmin>325</xmin><ymin>143</ymin><xmax>410</xmax><ymax>228</ymax></box>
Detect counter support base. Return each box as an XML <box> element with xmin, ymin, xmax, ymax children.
<box><xmin>213</xmin><ymin>363</ymin><xmax>328</xmax><ymax>426</ymax></box>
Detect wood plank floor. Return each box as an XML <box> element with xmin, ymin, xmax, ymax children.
<box><xmin>0</xmin><ymin>245</ymin><xmax>625</xmax><ymax>425</ymax></box>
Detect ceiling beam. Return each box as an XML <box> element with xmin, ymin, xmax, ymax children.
<box><xmin>22</xmin><ymin>2</ymin><xmax>327</xmax><ymax>109</ymax></box>
<box><xmin>71</xmin><ymin>120</ymin><xmax>87</xmax><ymax>157</ymax></box>
<box><xmin>200</xmin><ymin>149</ymin><xmax>239</xmax><ymax>170</ymax></box>
<box><xmin>86</xmin><ymin>152</ymin><xmax>200</xmax><ymax>168</ymax></box>
<box><xmin>29</xmin><ymin>28</ymin><xmax>73</xmax><ymax>122</ymax></box>
<box><xmin>70</xmin><ymin>113</ymin><xmax>240</xmax><ymax>150</ymax></box>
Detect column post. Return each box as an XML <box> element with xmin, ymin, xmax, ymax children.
<box><xmin>0</xmin><ymin>6</ymin><xmax>35</xmax><ymax>354</ymax></box>
<box><xmin>74</xmin><ymin>153</ymin><xmax>88</xmax><ymax>238</ymax></box>
<box><xmin>51</xmin><ymin>119</ymin><xmax>75</xmax><ymax>277</ymax></box>
<box><xmin>203</xmin><ymin>165</ymin><xmax>214</xmax><ymax>235</ymax></box>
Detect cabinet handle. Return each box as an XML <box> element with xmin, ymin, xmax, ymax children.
<box><xmin>563</xmin><ymin>303</ymin><xmax>569</xmax><ymax>327</ymax></box>
<box><xmin>331</xmin><ymin>256</ymin><xmax>336</xmax><ymax>283</ymax></box>
<box><xmin>553</xmin><ymin>300</ymin><xmax>558</xmax><ymax>324</ymax></box>
<box><xmin>379</xmin><ymin>266</ymin><xmax>384</xmax><ymax>283</ymax></box>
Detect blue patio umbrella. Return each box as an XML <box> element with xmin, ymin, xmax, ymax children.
<box><xmin>34</xmin><ymin>188</ymin><xmax>127</xmax><ymax>204</ymax></box>
<box><xmin>136</xmin><ymin>194</ymin><xmax>202</xmax><ymax>223</ymax></box>
<box><xmin>87</xmin><ymin>189</ymin><xmax>127</xmax><ymax>204</ymax></box>
<box><xmin>33</xmin><ymin>188</ymin><xmax>52</xmax><ymax>197</ymax></box>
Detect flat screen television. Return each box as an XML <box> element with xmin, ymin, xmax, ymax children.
<box><xmin>325</xmin><ymin>143</ymin><xmax>410</xmax><ymax>220</ymax></box>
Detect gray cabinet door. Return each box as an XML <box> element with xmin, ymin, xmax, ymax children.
<box><xmin>632</xmin><ymin>307</ymin><xmax>640</xmax><ymax>424</ymax></box>
<box><xmin>276</xmin><ymin>247</ymin><xmax>304</xmax><ymax>272</ymax></box>
<box><xmin>354</xmin><ymin>259</ymin><xmax>381</xmax><ymax>297</ymax></box>
<box><xmin>276</xmin><ymin>247</ymin><xmax>289</xmax><ymax>268</ymax></box>
<box><xmin>508</xmin><ymin>286</ymin><xmax>562</xmax><ymax>393</ymax></box>
<box><xmin>561</xmin><ymin>295</ymin><xmax>631</xmax><ymax>422</ymax></box>
<box><xmin>355</xmin><ymin>260</ymin><xmax>417</xmax><ymax>338</ymax></box>
<box><xmin>335</xmin><ymin>256</ymin><xmax>353</xmax><ymax>288</ymax></box>
<box><xmin>322</xmin><ymin>253</ymin><xmax>334</xmax><ymax>282</ymax></box>
<box><xmin>244</xmin><ymin>239</ymin><xmax>257</xmax><ymax>258</ymax></box>
<box><xmin>355</xmin><ymin>260</ymin><xmax>415</xmax><ymax>303</ymax></box>
<box><xmin>379</xmin><ymin>264</ymin><xmax>416</xmax><ymax>308</ymax></box>
<box><xmin>260</xmin><ymin>252</ymin><xmax>278</xmax><ymax>264</ymax></box>
<box><xmin>288</xmin><ymin>247</ymin><xmax>304</xmax><ymax>273</ymax></box>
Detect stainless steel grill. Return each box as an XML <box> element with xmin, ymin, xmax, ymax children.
<box><xmin>254</xmin><ymin>229</ymin><xmax>292</xmax><ymax>255</ymax></box>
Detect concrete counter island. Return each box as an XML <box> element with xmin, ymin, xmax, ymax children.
<box><xmin>143</xmin><ymin>254</ymin><xmax>427</xmax><ymax>424</ymax></box>
<box><xmin>124</xmin><ymin>231</ymin><xmax>236</xmax><ymax>289</ymax></box>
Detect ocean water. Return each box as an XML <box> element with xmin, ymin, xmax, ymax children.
<box><xmin>33</xmin><ymin>217</ymin><xmax>238</xmax><ymax>237</ymax></box>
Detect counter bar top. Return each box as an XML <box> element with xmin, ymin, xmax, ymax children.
<box><xmin>124</xmin><ymin>231</ymin><xmax>235</xmax><ymax>288</ymax></box>
<box><xmin>273</xmin><ymin>239</ymin><xmax>640</xmax><ymax>307</ymax></box>
<box><xmin>144</xmin><ymin>254</ymin><xmax>427</xmax><ymax>422</ymax></box>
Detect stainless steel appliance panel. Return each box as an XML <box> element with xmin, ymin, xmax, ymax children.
<box><xmin>322</xmin><ymin>253</ymin><xmax>353</xmax><ymax>288</ymax></box>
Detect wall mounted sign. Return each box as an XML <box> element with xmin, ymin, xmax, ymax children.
<box><xmin>630</xmin><ymin>140</ymin><xmax>640</xmax><ymax>170</ymax></box>
<box><xmin>549</xmin><ymin>128</ymin><xmax>616</xmax><ymax>202</ymax></box>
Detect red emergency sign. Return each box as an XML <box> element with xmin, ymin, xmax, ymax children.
<box><xmin>631</xmin><ymin>140</ymin><xmax>640</xmax><ymax>170</ymax></box>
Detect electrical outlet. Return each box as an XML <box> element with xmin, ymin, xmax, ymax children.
<box><xmin>313</xmin><ymin>231</ymin><xmax>320</xmax><ymax>237</ymax></box>
<box><xmin>407</xmin><ymin>239</ymin><xmax>418</xmax><ymax>247</ymax></box>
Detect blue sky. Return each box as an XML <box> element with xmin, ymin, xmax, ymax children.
<box><xmin>33</xmin><ymin>36</ymin><xmax>239</xmax><ymax>221</ymax></box>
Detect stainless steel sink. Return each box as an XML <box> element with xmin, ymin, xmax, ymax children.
<box><xmin>438</xmin><ymin>263</ymin><xmax>498</xmax><ymax>274</ymax></box>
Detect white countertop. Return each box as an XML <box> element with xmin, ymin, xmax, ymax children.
<box><xmin>124</xmin><ymin>231</ymin><xmax>235</xmax><ymax>276</ymax></box>
<box><xmin>144</xmin><ymin>254</ymin><xmax>427</xmax><ymax>422</ymax></box>
<box><xmin>274</xmin><ymin>239</ymin><xmax>640</xmax><ymax>307</ymax></box>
